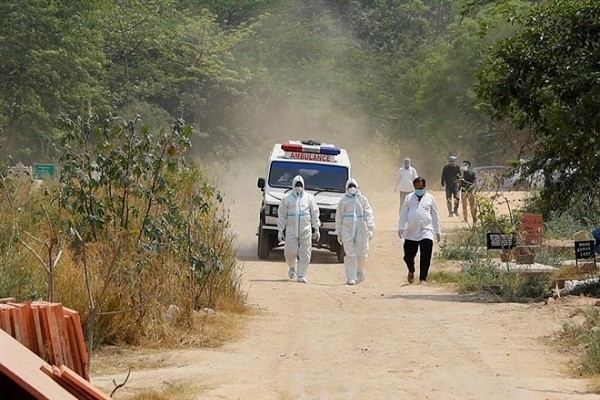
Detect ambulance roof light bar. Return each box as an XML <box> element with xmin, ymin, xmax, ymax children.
<box><xmin>281</xmin><ymin>142</ymin><xmax>341</xmax><ymax>156</ymax></box>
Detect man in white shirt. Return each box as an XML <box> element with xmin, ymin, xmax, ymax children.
<box><xmin>398</xmin><ymin>177</ymin><xmax>442</xmax><ymax>284</ymax></box>
<box><xmin>394</xmin><ymin>158</ymin><xmax>418</xmax><ymax>211</ymax></box>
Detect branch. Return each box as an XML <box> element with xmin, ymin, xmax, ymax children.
<box><xmin>18</xmin><ymin>238</ymin><xmax>49</xmax><ymax>273</ymax></box>
<box><xmin>52</xmin><ymin>249</ymin><xmax>63</xmax><ymax>269</ymax></box>
<box><xmin>23</xmin><ymin>230</ymin><xmax>47</xmax><ymax>246</ymax></box>
<box><xmin>110</xmin><ymin>368</ymin><xmax>131</xmax><ymax>398</ymax></box>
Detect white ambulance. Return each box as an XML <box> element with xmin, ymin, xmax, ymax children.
<box><xmin>256</xmin><ymin>140</ymin><xmax>351</xmax><ymax>262</ymax></box>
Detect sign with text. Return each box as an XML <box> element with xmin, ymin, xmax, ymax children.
<box><xmin>287</xmin><ymin>152</ymin><xmax>335</xmax><ymax>163</ymax></box>
<box><xmin>521</xmin><ymin>213</ymin><xmax>543</xmax><ymax>245</ymax></box>
<box><xmin>486</xmin><ymin>233</ymin><xmax>516</xmax><ymax>250</ymax></box>
<box><xmin>575</xmin><ymin>240</ymin><xmax>596</xmax><ymax>260</ymax></box>
<box><xmin>33</xmin><ymin>163</ymin><xmax>55</xmax><ymax>180</ymax></box>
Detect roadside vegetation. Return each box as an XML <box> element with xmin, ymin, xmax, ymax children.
<box><xmin>0</xmin><ymin>116</ymin><xmax>246</xmax><ymax>352</ymax></box>
<box><xmin>2</xmin><ymin>0</ymin><xmax>600</xmax><ymax>394</ymax></box>
<box><xmin>436</xmin><ymin>188</ymin><xmax>600</xmax><ymax>382</ymax></box>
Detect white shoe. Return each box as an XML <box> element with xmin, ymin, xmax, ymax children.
<box><xmin>347</xmin><ymin>280</ymin><xmax>356</xmax><ymax>286</ymax></box>
<box><xmin>288</xmin><ymin>268</ymin><xmax>297</xmax><ymax>279</ymax></box>
<box><xmin>356</xmin><ymin>272</ymin><xmax>365</xmax><ymax>284</ymax></box>
<box><xmin>297</xmin><ymin>277</ymin><xmax>307</xmax><ymax>283</ymax></box>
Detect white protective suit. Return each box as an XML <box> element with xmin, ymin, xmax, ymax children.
<box><xmin>335</xmin><ymin>178</ymin><xmax>376</xmax><ymax>284</ymax></box>
<box><xmin>277</xmin><ymin>176</ymin><xmax>320</xmax><ymax>281</ymax></box>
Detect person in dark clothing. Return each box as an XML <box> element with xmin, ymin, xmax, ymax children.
<box><xmin>459</xmin><ymin>160</ymin><xmax>477</xmax><ymax>226</ymax></box>
<box><xmin>441</xmin><ymin>155</ymin><xmax>461</xmax><ymax>217</ymax></box>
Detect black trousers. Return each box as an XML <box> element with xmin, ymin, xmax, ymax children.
<box><xmin>403</xmin><ymin>238</ymin><xmax>434</xmax><ymax>282</ymax></box>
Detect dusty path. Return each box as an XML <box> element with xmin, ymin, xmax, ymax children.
<box><xmin>93</xmin><ymin>191</ymin><xmax>600</xmax><ymax>400</ymax></box>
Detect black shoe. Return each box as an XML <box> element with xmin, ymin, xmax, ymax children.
<box><xmin>407</xmin><ymin>272</ymin><xmax>415</xmax><ymax>284</ymax></box>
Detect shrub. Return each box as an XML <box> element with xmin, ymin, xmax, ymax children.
<box><xmin>499</xmin><ymin>273</ymin><xmax>551</xmax><ymax>302</ymax></box>
<box><xmin>533</xmin><ymin>247</ymin><xmax>564</xmax><ymax>268</ymax></box>
<box><xmin>457</xmin><ymin>259</ymin><xmax>500</xmax><ymax>294</ymax></box>
<box><xmin>525</xmin><ymin>191</ymin><xmax>600</xmax><ymax>238</ymax></box>
<box><xmin>559</xmin><ymin>308</ymin><xmax>600</xmax><ymax>375</ymax></box>
<box><xmin>458</xmin><ymin>259</ymin><xmax>551</xmax><ymax>302</ymax></box>
<box><xmin>427</xmin><ymin>270</ymin><xmax>460</xmax><ymax>284</ymax></box>
<box><xmin>1</xmin><ymin>116</ymin><xmax>246</xmax><ymax>349</ymax></box>
<box><xmin>437</xmin><ymin>230</ymin><xmax>486</xmax><ymax>261</ymax></box>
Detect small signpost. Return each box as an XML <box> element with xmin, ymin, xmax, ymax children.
<box><xmin>574</xmin><ymin>240</ymin><xmax>597</xmax><ymax>270</ymax></box>
<box><xmin>33</xmin><ymin>164</ymin><xmax>55</xmax><ymax>180</ymax></box>
<box><xmin>486</xmin><ymin>233</ymin><xmax>516</xmax><ymax>250</ymax></box>
<box><xmin>487</xmin><ymin>233</ymin><xmax>517</xmax><ymax>268</ymax></box>
<box><xmin>521</xmin><ymin>214</ymin><xmax>543</xmax><ymax>245</ymax></box>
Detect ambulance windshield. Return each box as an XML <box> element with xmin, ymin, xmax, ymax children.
<box><xmin>269</xmin><ymin>161</ymin><xmax>348</xmax><ymax>192</ymax></box>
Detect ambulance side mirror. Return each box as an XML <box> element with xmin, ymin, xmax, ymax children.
<box><xmin>257</xmin><ymin>177</ymin><xmax>265</xmax><ymax>190</ymax></box>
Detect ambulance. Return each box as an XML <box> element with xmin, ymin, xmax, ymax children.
<box><xmin>256</xmin><ymin>140</ymin><xmax>351</xmax><ymax>262</ymax></box>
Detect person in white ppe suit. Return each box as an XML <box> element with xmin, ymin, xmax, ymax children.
<box><xmin>398</xmin><ymin>177</ymin><xmax>442</xmax><ymax>284</ymax></box>
<box><xmin>335</xmin><ymin>178</ymin><xmax>375</xmax><ymax>285</ymax></box>
<box><xmin>277</xmin><ymin>175</ymin><xmax>321</xmax><ymax>283</ymax></box>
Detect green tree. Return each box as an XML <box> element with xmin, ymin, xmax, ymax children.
<box><xmin>100</xmin><ymin>0</ymin><xmax>183</xmax><ymax>108</ymax></box>
<box><xmin>477</xmin><ymin>0</ymin><xmax>600</xmax><ymax>215</ymax></box>
<box><xmin>0</xmin><ymin>0</ymin><xmax>107</xmax><ymax>162</ymax></box>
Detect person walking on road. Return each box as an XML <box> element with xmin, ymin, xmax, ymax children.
<box><xmin>394</xmin><ymin>157</ymin><xmax>419</xmax><ymax>211</ymax></box>
<box><xmin>398</xmin><ymin>177</ymin><xmax>442</xmax><ymax>284</ymax></box>
<box><xmin>277</xmin><ymin>175</ymin><xmax>321</xmax><ymax>283</ymax></box>
<box><xmin>335</xmin><ymin>178</ymin><xmax>376</xmax><ymax>285</ymax></box>
<box><xmin>441</xmin><ymin>155</ymin><xmax>461</xmax><ymax>217</ymax></box>
<box><xmin>459</xmin><ymin>160</ymin><xmax>477</xmax><ymax>226</ymax></box>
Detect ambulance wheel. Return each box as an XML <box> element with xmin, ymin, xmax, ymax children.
<box><xmin>257</xmin><ymin>229</ymin><xmax>270</xmax><ymax>259</ymax></box>
<box><xmin>336</xmin><ymin>245</ymin><xmax>345</xmax><ymax>263</ymax></box>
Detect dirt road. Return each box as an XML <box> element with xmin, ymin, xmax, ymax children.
<box><xmin>93</xmin><ymin>190</ymin><xmax>599</xmax><ymax>400</ymax></box>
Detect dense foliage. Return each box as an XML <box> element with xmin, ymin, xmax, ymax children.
<box><xmin>1</xmin><ymin>0</ymin><xmax>598</xmax><ymax>216</ymax></box>
<box><xmin>1</xmin><ymin>0</ymin><xmax>521</xmax><ymax>168</ymax></box>
<box><xmin>0</xmin><ymin>116</ymin><xmax>244</xmax><ymax>347</ymax></box>
<box><xmin>477</xmin><ymin>0</ymin><xmax>600</xmax><ymax>216</ymax></box>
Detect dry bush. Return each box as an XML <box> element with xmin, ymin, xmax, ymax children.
<box><xmin>117</xmin><ymin>383</ymin><xmax>197</xmax><ymax>400</ymax></box>
<box><xmin>1</xmin><ymin>165</ymin><xmax>246</xmax><ymax>348</ymax></box>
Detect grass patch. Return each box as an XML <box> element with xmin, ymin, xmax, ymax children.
<box><xmin>457</xmin><ymin>259</ymin><xmax>499</xmax><ymax>294</ymax></box>
<box><xmin>117</xmin><ymin>382</ymin><xmax>197</xmax><ymax>400</ymax></box>
<box><xmin>91</xmin><ymin>348</ymin><xmax>170</xmax><ymax>376</ymax></box>
<box><xmin>534</xmin><ymin>247</ymin><xmax>566</xmax><ymax>268</ymax></box>
<box><xmin>458</xmin><ymin>259</ymin><xmax>551</xmax><ymax>302</ymax></box>
<box><xmin>428</xmin><ymin>270</ymin><xmax>460</xmax><ymax>284</ymax></box>
<box><xmin>558</xmin><ymin>308</ymin><xmax>600</xmax><ymax>377</ymax></box>
<box><xmin>437</xmin><ymin>230</ymin><xmax>487</xmax><ymax>261</ymax></box>
<box><xmin>91</xmin><ymin>311</ymin><xmax>246</xmax><ymax>376</ymax></box>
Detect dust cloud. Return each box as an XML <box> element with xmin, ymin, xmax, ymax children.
<box><xmin>205</xmin><ymin>121</ymin><xmax>407</xmax><ymax>260</ymax></box>
<box><xmin>197</xmin><ymin>3</ymin><xmax>452</xmax><ymax>259</ymax></box>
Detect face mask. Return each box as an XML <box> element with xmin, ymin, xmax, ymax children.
<box><xmin>348</xmin><ymin>187</ymin><xmax>357</xmax><ymax>195</ymax></box>
<box><xmin>414</xmin><ymin>189</ymin><xmax>425</xmax><ymax>196</ymax></box>
<box><xmin>294</xmin><ymin>186</ymin><xmax>303</xmax><ymax>194</ymax></box>
<box><xmin>462</xmin><ymin>165</ymin><xmax>469</xmax><ymax>171</ymax></box>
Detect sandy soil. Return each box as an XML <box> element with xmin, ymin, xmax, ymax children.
<box><xmin>93</xmin><ymin>190</ymin><xmax>600</xmax><ymax>400</ymax></box>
